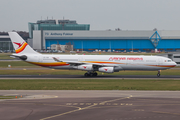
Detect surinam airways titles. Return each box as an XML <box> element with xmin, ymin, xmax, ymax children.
<box><xmin>109</xmin><ymin>57</ymin><xmax>143</xmax><ymax>61</ymax></box>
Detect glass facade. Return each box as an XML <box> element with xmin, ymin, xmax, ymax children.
<box><xmin>0</xmin><ymin>38</ymin><xmax>13</xmax><ymax>51</ymax></box>
<box><xmin>28</xmin><ymin>19</ymin><xmax>90</xmax><ymax>38</ymax></box>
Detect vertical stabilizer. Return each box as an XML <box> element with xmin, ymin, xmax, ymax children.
<box><xmin>8</xmin><ymin>32</ymin><xmax>39</xmax><ymax>54</ymax></box>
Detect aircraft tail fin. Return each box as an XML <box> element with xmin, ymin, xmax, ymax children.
<box><xmin>8</xmin><ymin>32</ymin><xmax>39</xmax><ymax>54</ymax></box>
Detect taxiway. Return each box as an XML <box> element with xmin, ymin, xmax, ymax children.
<box><xmin>1</xmin><ymin>90</ymin><xmax>180</xmax><ymax>120</ymax></box>
<box><xmin>0</xmin><ymin>74</ymin><xmax>180</xmax><ymax>79</ymax></box>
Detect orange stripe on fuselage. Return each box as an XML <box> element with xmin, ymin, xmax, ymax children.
<box><xmin>15</xmin><ymin>42</ymin><xmax>28</xmax><ymax>53</ymax></box>
<box><xmin>29</xmin><ymin>61</ymin><xmax>123</xmax><ymax>67</ymax></box>
<box><xmin>28</xmin><ymin>61</ymin><xmax>176</xmax><ymax>68</ymax></box>
<box><xmin>147</xmin><ymin>65</ymin><xmax>176</xmax><ymax>68</ymax></box>
<box><xmin>28</xmin><ymin>61</ymin><xmax>123</xmax><ymax>67</ymax></box>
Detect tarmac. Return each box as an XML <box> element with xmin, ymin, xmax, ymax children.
<box><xmin>0</xmin><ymin>74</ymin><xmax>180</xmax><ymax>80</ymax></box>
<box><xmin>1</xmin><ymin>90</ymin><xmax>180</xmax><ymax>120</ymax></box>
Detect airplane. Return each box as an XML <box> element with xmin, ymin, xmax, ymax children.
<box><xmin>8</xmin><ymin>32</ymin><xmax>177</xmax><ymax>77</ymax></box>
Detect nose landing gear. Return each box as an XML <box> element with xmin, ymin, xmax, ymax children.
<box><xmin>157</xmin><ymin>70</ymin><xmax>161</xmax><ymax>77</ymax></box>
<box><xmin>84</xmin><ymin>72</ymin><xmax>98</xmax><ymax>77</ymax></box>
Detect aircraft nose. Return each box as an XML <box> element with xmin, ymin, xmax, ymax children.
<box><xmin>173</xmin><ymin>61</ymin><xmax>177</xmax><ymax>67</ymax></box>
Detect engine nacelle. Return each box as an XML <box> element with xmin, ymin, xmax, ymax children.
<box><xmin>98</xmin><ymin>67</ymin><xmax>114</xmax><ymax>73</ymax></box>
<box><xmin>77</xmin><ymin>65</ymin><xmax>93</xmax><ymax>71</ymax></box>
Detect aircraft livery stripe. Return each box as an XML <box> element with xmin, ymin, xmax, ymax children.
<box><xmin>147</xmin><ymin>65</ymin><xmax>176</xmax><ymax>67</ymax></box>
<box><xmin>28</xmin><ymin>62</ymin><xmax>175</xmax><ymax>68</ymax></box>
<box><xmin>15</xmin><ymin>42</ymin><xmax>28</xmax><ymax>53</ymax></box>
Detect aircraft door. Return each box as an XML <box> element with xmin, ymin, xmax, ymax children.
<box><xmin>158</xmin><ymin>58</ymin><xmax>163</xmax><ymax>65</ymax></box>
<box><xmin>38</xmin><ymin>56</ymin><xmax>43</xmax><ymax>63</ymax></box>
<box><xmin>32</xmin><ymin>56</ymin><xmax>39</xmax><ymax>62</ymax></box>
<box><xmin>126</xmin><ymin>58</ymin><xmax>131</xmax><ymax>65</ymax></box>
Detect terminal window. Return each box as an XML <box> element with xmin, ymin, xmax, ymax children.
<box><xmin>174</xmin><ymin>56</ymin><xmax>180</xmax><ymax>58</ymax></box>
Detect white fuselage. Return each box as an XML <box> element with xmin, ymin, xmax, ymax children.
<box><xmin>24</xmin><ymin>54</ymin><xmax>177</xmax><ymax>72</ymax></box>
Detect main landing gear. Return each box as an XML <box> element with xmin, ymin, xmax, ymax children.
<box><xmin>157</xmin><ymin>70</ymin><xmax>161</xmax><ymax>77</ymax></box>
<box><xmin>84</xmin><ymin>72</ymin><xmax>98</xmax><ymax>77</ymax></box>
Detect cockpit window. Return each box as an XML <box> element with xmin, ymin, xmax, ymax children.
<box><xmin>165</xmin><ymin>60</ymin><xmax>172</xmax><ymax>62</ymax></box>
<box><xmin>168</xmin><ymin>60</ymin><xmax>171</xmax><ymax>62</ymax></box>
<box><xmin>167</xmin><ymin>60</ymin><xmax>171</xmax><ymax>62</ymax></box>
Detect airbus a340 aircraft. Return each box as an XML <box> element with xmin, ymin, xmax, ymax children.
<box><xmin>8</xmin><ymin>32</ymin><xmax>177</xmax><ymax>77</ymax></box>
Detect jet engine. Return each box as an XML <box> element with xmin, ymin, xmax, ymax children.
<box><xmin>77</xmin><ymin>65</ymin><xmax>93</xmax><ymax>71</ymax></box>
<box><xmin>98</xmin><ymin>67</ymin><xmax>114</xmax><ymax>73</ymax></box>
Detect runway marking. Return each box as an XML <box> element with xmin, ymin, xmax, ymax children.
<box><xmin>86</xmin><ymin>103</ymin><xmax>91</xmax><ymax>105</ymax></box>
<box><xmin>2</xmin><ymin>102</ymin><xmax>180</xmax><ymax>108</ymax></box>
<box><xmin>87</xmin><ymin>106</ymin><xmax>120</xmax><ymax>110</ymax></box>
<box><xmin>133</xmin><ymin>109</ymin><xmax>144</xmax><ymax>111</ymax></box>
<box><xmin>83</xmin><ymin>105</ymin><xmax>135</xmax><ymax>109</ymax></box>
<box><xmin>66</xmin><ymin>103</ymin><xmax>72</xmax><ymax>105</ymax></box>
<box><xmin>43</xmin><ymin>104</ymin><xmax>81</xmax><ymax>109</ymax></box>
<box><xmin>73</xmin><ymin>103</ymin><xmax>78</xmax><ymax>105</ymax></box>
<box><xmin>66</xmin><ymin>103</ymin><xmax>133</xmax><ymax>106</ymax></box>
<box><xmin>0</xmin><ymin>102</ymin><xmax>81</xmax><ymax>109</ymax></box>
<box><xmin>124</xmin><ymin>104</ymin><xmax>180</xmax><ymax>107</ymax></box>
<box><xmin>40</xmin><ymin>96</ymin><xmax>132</xmax><ymax>120</ymax></box>
<box><xmin>80</xmin><ymin>103</ymin><xmax>84</xmax><ymax>105</ymax></box>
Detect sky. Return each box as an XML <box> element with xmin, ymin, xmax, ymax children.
<box><xmin>1</xmin><ymin>0</ymin><xmax>180</xmax><ymax>32</ymax></box>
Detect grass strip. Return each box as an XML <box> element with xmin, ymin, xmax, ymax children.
<box><xmin>0</xmin><ymin>53</ymin><xmax>14</xmax><ymax>59</ymax></box>
<box><xmin>0</xmin><ymin>61</ymin><xmax>37</xmax><ymax>68</ymax></box>
<box><xmin>0</xmin><ymin>79</ymin><xmax>180</xmax><ymax>90</ymax></box>
<box><xmin>0</xmin><ymin>96</ymin><xmax>20</xmax><ymax>99</ymax></box>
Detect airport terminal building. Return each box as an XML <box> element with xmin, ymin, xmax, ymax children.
<box><xmin>32</xmin><ymin>29</ymin><xmax>180</xmax><ymax>52</ymax></box>
<box><xmin>28</xmin><ymin>19</ymin><xmax>180</xmax><ymax>52</ymax></box>
<box><xmin>1</xmin><ymin>19</ymin><xmax>180</xmax><ymax>53</ymax></box>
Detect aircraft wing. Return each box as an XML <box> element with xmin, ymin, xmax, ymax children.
<box><xmin>53</xmin><ymin>57</ymin><xmax>83</xmax><ymax>64</ymax></box>
<box><xmin>83</xmin><ymin>62</ymin><xmax>120</xmax><ymax>67</ymax></box>
<box><xmin>53</xmin><ymin>57</ymin><xmax>120</xmax><ymax>67</ymax></box>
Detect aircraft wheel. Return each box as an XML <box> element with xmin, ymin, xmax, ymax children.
<box><xmin>94</xmin><ymin>72</ymin><xmax>98</xmax><ymax>76</ymax></box>
<box><xmin>157</xmin><ymin>73</ymin><xmax>160</xmax><ymax>77</ymax></box>
<box><xmin>84</xmin><ymin>73</ymin><xmax>89</xmax><ymax>77</ymax></box>
<box><xmin>90</xmin><ymin>73</ymin><xmax>94</xmax><ymax>77</ymax></box>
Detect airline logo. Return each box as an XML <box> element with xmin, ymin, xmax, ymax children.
<box><xmin>83</xmin><ymin>66</ymin><xmax>87</xmax><ymax>69</ymax></box>
<box><xmin>104</xmin><ymin>68</ymin><xmax>108</xmax><ymax>71</ymax></box>
<box><xmin>13</xmin><ymin>42</ymin><xmax>28</xmax><ymax>53</ymax></box>
<box><xmin>109</xmin><ymin>57</ymin><xmax>143</xmax><ymax>61</ymax></box>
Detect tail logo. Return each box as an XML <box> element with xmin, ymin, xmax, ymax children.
<box><xmin>13</xmin><ymin>42</ymin><xmax>28</xmax><ymax>53</ymax></box>
<box><xmin>13</xmin><ymin>42</ymin><xmax>24</xmax><ymax>49</ymax></box>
